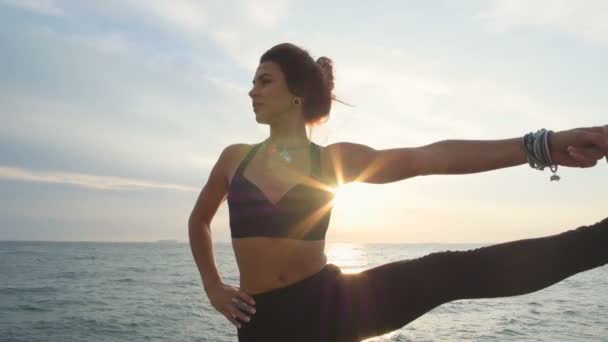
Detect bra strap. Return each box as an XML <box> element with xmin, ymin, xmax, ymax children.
<box><xmin>237</xmin><ymin>142</ymin><xmax>321</xmax><ymax>178</ymax></box>
<box><xmin>235</xmin><ymin>143</ymin><xmax>263</xmax><ymax>176</ymax></box>
<box><xmin>311</xmin><ymin>143</ymin><xmax>321</xmax><ymax>179</ymax></box>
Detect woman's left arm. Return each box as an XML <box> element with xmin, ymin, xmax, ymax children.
<box><xmin>413</xmin><ymin>126</ymin><xmax>608</xmax><ymax>176</ymax></box>
<box><xmin>414</xmin><ymin>137</ymin><xmax>527</xmax><ymax>175</ymax></box>
<box><xmin>327</xmin><ymin>125</ymin><xmax>608</xmax><ymax>184</ymax></box>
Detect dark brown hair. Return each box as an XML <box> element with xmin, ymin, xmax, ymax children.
<box><xmin>260</xmin><ymin>43</ymin><xmax>343</xmax><ymax>126</ymax></box>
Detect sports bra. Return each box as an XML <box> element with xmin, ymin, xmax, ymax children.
<box><xmin>227</xmin><ymin>142</ymin><xmax>336</xmax><ymax>240</ymax></box>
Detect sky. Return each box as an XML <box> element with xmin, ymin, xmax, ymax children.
<box><xmin>0</xmin><ymin>0</ymin><xmax>606</xmax><ymax>244</ymax></box>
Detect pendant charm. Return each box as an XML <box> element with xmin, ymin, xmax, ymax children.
<box><xmin>279</xmin><ymin>148</ymin><xmax>292</xmax><ymax>163</ymax></box>
<box><xmin>262</xmin><ymin>139</ymin><xmax>309</xmax><ymax>164</ymax></box>
<box><xmin>549</xmin><ymin>164</ymin><xmax>559</xmax><ymax>182</ymax></box>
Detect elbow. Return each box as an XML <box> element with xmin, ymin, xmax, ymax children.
<box><xmin>380</xmin><ymin>147</ymin><xmax>426</xmax><ymax>182</ymax></box>
<box><xmin>188</xmin><ymin>221</ymin><xmax>211</xmax><ymax>245</ymax></box>
<box><xmin>188</xmin><ymin>217</ymin><xmax>209</xmax><ymax>232</ymax></box>
<box><xmin>410</xmin><ymin>145</ymin><xmax>448</xmax><ymax>176</ymax></box>
<box><xmin>188</xmin><ymin>216</ymin><xmax>196</xmax><ymax>230</ymax></box>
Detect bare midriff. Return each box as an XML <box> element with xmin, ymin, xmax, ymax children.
<box><xmin>232</xmin><ymin>237</ymin><xmax>327</xmax><ymax>295</ymax></box>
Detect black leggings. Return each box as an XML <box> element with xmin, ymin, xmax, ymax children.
<box><xmin>237</xmin><ymin>217</ymin><xmax>608</xmax><ymax>342</ymax></box>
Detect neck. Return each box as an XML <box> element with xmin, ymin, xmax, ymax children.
<box><xmin>267</xmin><ymin>120</ymin><xmax>310</xmax><ymax>147</ymax></box>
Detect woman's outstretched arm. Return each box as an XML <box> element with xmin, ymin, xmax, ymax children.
<box><xmin>326</xmin><ymin>125</ymin><xmax>608</xmax><ymax>184</ymax></box>
<box><xmin>409</xmin><ymin>137</ymin><xmax>527</xmax><ymax>175</ymax></box>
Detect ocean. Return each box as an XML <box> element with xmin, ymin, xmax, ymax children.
<box><xmin>1</xmin><ymin>240</ymin><xmax>607</xmax><ymax>341</ymax></box>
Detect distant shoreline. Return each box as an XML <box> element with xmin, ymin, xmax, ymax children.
<box><xmin>0</xmin><ymin>239</ymin><xmax>494</xmax><ymax>245</ymax></box>
<box><xmin>0</xmin><ymin>240</ymin><xmax>189</xmax><ymax>244</ymax></box>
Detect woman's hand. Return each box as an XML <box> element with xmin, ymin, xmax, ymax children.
<box><xmin>551</xmin><ymin>125</ymin><xmax>608</xmax><ymax>168</ymax></box>
<box><xmin>206</xmin><ymin>283</ymin><xmax>257</xmax><ymax>329</ymax></box>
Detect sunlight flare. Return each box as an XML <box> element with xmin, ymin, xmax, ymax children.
<box><xmin>326</xmin><ymin>242</ymin><xmax>365</xmax><ymax>274</ymax></box>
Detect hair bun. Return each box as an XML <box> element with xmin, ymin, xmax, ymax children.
<box><xmin>316</xmin><ymin>56</ymin><xmax>334</xmax><ymax>92</ymax></box>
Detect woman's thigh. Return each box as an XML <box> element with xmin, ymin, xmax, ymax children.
<box><xmin>335</xmin><ymin>254</ymin><xmax>461</xmax><ymax>341</ymax></box>
<box><xmin>237</xmin><ymin>264</ymin><xmax>343</xmax><ymax>342</ymax></box>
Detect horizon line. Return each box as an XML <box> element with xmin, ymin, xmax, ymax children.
<box><xmin>0</xmin><ymin>239</ymin><xmax>496</xmax><ymax>245</ymax></box>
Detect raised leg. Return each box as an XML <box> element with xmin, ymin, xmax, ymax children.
<box><xmin>337</xmin><ymin>217</ymin><xmax>608</xmax><ymax>341</ymax></box>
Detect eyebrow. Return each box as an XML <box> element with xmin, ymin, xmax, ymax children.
<box><xmin>252</xmin><ymin>73</ymin><xmax>272</xmax><ymax>84</ymax></box>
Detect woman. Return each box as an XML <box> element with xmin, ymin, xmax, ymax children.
<box><xmin>189</xmin><ymin>43</ymin><xmax>608</xmax><ymax>341</ymax></box>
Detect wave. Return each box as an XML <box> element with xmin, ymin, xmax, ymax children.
<box><xmin>0</xmin><ymin>286</ymin><xmax>57</xmax><ymax>295</ymax></box>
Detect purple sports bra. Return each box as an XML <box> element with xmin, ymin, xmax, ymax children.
<box><xmin>227</xmin><ymin>142</ymin><xmax>336</xmax><ymax>240</ymax></box>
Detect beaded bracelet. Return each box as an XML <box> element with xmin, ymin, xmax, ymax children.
<box><xmin>524</xmin><ymin>129</ymin><xmax>560</xmax><ymax>181</ymax></box>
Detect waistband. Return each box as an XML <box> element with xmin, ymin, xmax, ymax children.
<box><xmin>251</xmin><ymin>263</ymin><xmax>341</xmax><ymax>301</ymax></box>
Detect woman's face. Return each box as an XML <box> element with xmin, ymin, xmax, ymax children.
<box><xmin>248</xmin><ymin>61</ymin><xmax>296</xmax><ymax>124</ymax></box>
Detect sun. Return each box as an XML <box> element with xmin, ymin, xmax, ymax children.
<box><xmin>326</xmin><ymin>242</ymin><xmax>364</xmax><ymax>273</ymax></box>
<box><xmin>325</xmin><ymin>180</ymin><xmax>398</xmax><ymax>242</ymax></box>
<box><xmin>330</xmin><ymin>182</ymin><xmax>372</xmax><ymax>211</ymax></box>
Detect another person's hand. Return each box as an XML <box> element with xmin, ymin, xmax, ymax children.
<box><xmin>551</xmin><ymin>125</ymin><xmax>608</xmax><ymax>168</ymax></box>
<box><xmin>206</xmin><ymin>283</ymin><xmax>256</xmax><ymax>329</ymax></box>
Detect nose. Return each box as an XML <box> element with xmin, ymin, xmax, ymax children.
<box><xmin>248</xmin><ymin>86</ymin><xmax>256</xmax><ymax>99</ymax></box>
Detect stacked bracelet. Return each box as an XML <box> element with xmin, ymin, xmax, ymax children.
<box><xmin>523</xmin><ymin>129</ymin><xmax>560</xmax><ymax>181</ymax></box>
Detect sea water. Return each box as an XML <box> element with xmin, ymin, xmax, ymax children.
<box><xmin>1</xmin><ymin>241</ymin><xmax>607</xmax><ymax>341</ymax></box>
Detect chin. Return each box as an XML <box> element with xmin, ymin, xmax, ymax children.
<box><xmin>254</xmin><ymin>112</ymin><xmax>268</xmax><ymax>124</ymax></box>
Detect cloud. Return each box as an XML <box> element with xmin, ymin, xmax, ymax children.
<box><xmin>90</xmin><ymin>0</ymin><xmax>289</xmax><ymax>64</ymax></box>
<box><xmin>125</xmin><ymin>0</ymin><xmax>208</xmax><ymax>32</ymax></box>
<box><xmin>480</xmin><ymin>0</ymin><xmax>608</xmax><ymax>44</ymax></box>
<box><xmin>0</xmin><ymin>0</ymin><xmax>64</xmax><ymax>16</ymax></box>
<box><xmin>287</xmin><ymin>40</ymin><xmax>593</xmax><ymax>147</ymax></box>
<box><xmin>203</xmin><ymin>0</ymin><xmax>292</xmax><ymax>68</ymax></box>
<box><xmin>202</xmin><ymin>75</ymin><xmax>250</xmax><ymax>95</ymax></box>
<box><xmin>240</xmin><ymin>0</ymin><xmax>289</xmax><ymax>29</ymax></box>
<box><xmin>0</xmin><ymin>23</ymin><xmax>255</xmax><ymax>184</ymax></box>
<box><xmin>0</xmin><ymin>166</ymin><xmax>198</xmax><ymax>192</ymax></box>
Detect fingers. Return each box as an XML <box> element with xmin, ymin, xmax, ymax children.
<box><xmin>210</xmin><ymin>286</ymin><xmax>257</xmax><ymax>329</ymax></box>
<box><xmin>222</xmin><ymin>310</ymin><xmax>243</xmax><ymax>329</ymax></box>
<box><xmin>567</xmin><ymin>146</ymin><xmax>600</xmax><ymax>167</ymax></box>
<box><xmin>570</xmin><ymin>126</ymin><xmax>608</xmax><ymax>167</ymax></box>
<box><xmin>226</xmin><ymin>292</ymin><xmax>256</xmax><ymax>329</ymax></box>
<box><xmin>222</xmin><ymin>302</ymin><xmax>253</xmax><ymax>329</ymax></box>
<box><xmin>232</xmin><ymin>296</ymin><xmax>256</xmax><ymax>315</ymax></box>
<box><xmin>230</xmin><ymin>304</ymin><xmax>252</xmax><ymax>323</ymax></box>
<box><xmin>575</xmin><ymin>129</ymin><xmax>607</xmax><ymax>148</ymax></box>
<box><xmin>568</xmin><ymin>146</ymin><xmax>606</xmax><ymax>160</ymax></box>
<box><xmin>238</xmin><ymin>291</ymin><xmax>257</xmax><ymax>308</ymax></box>
<box><xmin>604</xmin><ymin>125</ymin><xmax>608</xmax><ymax>150</ymax></box>
<box><xmin>577</xmin><ymin>124</ymin><xmax>608</xmax><ymax>137</ymax></box>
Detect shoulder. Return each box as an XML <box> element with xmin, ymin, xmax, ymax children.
<box><xmin>324</xmin><ymin>142</ymin><xmax>376</xmax><ymax>155</ymax></box>
<box><xmin>221</xmin><ymin>143</ymin><xmax>249</xmax><ymax>157</ymax></box>
<box><xmin>217</xmin><ymin>143</ymin><xmax>259</xmax><ymax>183</ymax></box>
<box><xmin>319</xmin><ymin>142</ymin><xmax>377</xmax><ymax>185</ymax></box>
<box><xmin>219</xmin><ymin>143</ymin><xmax>258</xmax><ymax>161</ymax></box>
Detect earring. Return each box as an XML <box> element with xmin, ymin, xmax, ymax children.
<box><xmin>293</xmin><ymin>98</ymin><xmax>301</xmax><ymax>105</ymax></box>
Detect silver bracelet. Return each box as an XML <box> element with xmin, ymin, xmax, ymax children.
<box><xmin>524</xmin><ymin>129</ymin><xmax>560</xmax><ymax>181</ymax></box>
